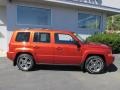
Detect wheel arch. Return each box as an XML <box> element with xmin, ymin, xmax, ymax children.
<box><xmin>14</xmin><ymin>52</ymin><xmax>36</xmax><ymax>66</ymax></box>
<box><xmin>85</xmin><ymin>54</ymin><xmax>105</xmax><ymax>63</ymax></box>
<box><xmin>81</xmin><ymin>54</ymin><xmax>106</xmax><ymax>71</ymax></box>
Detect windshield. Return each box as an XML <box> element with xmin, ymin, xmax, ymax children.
<box><xmin>73</xmin><ymin>33</ymin><xmax>85</xmax><ymax>43</ymax></box>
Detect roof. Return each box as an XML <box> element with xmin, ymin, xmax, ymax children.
<box><xmin>0</xmin><ymin>0</ymin><xmax>120</xmax><ymax>16</ymax></box>
<box><xmin>44</xmin><ymin>0</ymin><xmax>120</xmax><ymax>16</ymax></box>
<box><xmin>15</xmin><ymin>28</ymin><xmax>73</xmax><ymax>34</ymax></box>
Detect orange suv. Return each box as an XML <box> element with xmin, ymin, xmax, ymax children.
<box><xmin>7</xmin><ymin>29</ymin><xmax>114</xmax><ymax>74</ymax></box>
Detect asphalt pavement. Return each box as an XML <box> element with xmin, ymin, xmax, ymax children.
<box><xmin>0</xmin><ymin>55</ymin><xmax>120</xmax><ymax>90</ymax></box>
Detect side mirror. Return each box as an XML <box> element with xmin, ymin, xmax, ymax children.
<box><xmin>74</xmin><ymin>41</ymin><xmax>81</xmax><ymax>48</ymax></box>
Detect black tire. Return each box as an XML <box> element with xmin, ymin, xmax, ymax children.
<box><xmin>16</xmin><ymin>54</ymin><xmax>35</xmax><ymax>71</ymax></box>
<box><xmin>85</xmin><ymin>56</ymin><xmax>105</xmax><ymax>74</ymax></box>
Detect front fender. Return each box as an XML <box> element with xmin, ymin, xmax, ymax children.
<box><xmin>81</xmin><ymin>50</ymin><xmax>106</xmax><ymax>63</ymax></box>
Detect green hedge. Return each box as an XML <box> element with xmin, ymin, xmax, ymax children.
<box><xmin>86</xmin><ymin>33</ymin><xmax>120</xmax><ymax>54</ymax></box>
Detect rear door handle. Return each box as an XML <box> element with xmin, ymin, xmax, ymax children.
<box><xmin>33</xmin><ymin>46</ymin><xmax>39</xmax><ymax>49</ymax></box>
<box><xmin>56</xmin><ymin>47</ymin><xmax>63</xmax><ymax>50</ymax></box>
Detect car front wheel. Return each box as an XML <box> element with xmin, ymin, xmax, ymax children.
<box><xmin>17</xmin><ymin>54</ymin><xmax>35</xmax><ymax>71</ymax></box>
<box><xmin>85</xmin><ymin>56</ymin><xmax>105</xmax><ymax>74</ymax></box>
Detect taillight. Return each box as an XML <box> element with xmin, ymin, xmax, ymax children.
<box><xmin>9</xmin><ymin>43</ymin><xmax>14</xmax><ymax>52</ymax></box>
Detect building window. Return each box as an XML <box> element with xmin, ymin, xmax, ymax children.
<box><xmin>78</xmin><ymin>13</ymin><xmax>101</xmax><ymax>30</ymax></box>
<box><xmin>17</xmin><ymin>6</ymin><xmax>51</xmax><ymax>25</ymax></box>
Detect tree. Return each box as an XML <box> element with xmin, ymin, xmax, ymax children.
<box><xmin>106</xmin><ymin>15</ymin><xmax>120</xmax><ymax>31</ymax></box>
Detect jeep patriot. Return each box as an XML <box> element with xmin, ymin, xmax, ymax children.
<box><xmin>7</xmin><ymin>29</ymin><xmax>114</xmax><ymax>74</ymax></box>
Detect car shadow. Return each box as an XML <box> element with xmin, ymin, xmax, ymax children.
<box><xmin>32</xmin><ymin>65</ymin><xmax>81</xmax><ymax>72</ymax></box>
<box><xmin>107</xmin><ymin>64</ymin><xmax>118</xmax><ymax>72</ymax></box>
<box><xmin>31</xmin><ymin>64</ymin><xmax>118</xmax><ymax>73</ymax></box>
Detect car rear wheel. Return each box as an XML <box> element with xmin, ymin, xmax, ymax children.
<box><xmin>85</xmin><ymin>56</ymin><xmax>105</xmax><ymax>74</ymax></box>
<box><xmin>17</xmin><ymin>54</ymin><xmax>35</xmax><ymax>71</ymax></box>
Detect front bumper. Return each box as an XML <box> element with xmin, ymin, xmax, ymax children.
<box><xmin>106</xmin><ymin>54</ymin><xmax>115</xmax><ymax>66</ymax></box>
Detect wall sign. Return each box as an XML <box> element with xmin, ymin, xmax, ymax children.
<box><xmin>59</xmin><ymin>0</ymin><xmax>102</xmax><ymax>5</ymax></box>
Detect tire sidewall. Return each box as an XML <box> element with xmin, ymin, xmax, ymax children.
<box><xmin>17</xmin><ymin>54</ymin><xmax>34</xmax><ymax>71</ymax></box>
<box><xmin>85</xmin><ymin>56</ymin><xmax>105</xmax><ymax>74</ymax></box>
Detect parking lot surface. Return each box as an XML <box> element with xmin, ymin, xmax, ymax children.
<box><xmin>0</xmin><ymin>55</ymin><xmax>120</xmax><ymax>90</ymax></box>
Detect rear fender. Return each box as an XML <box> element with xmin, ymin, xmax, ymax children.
<box><xmin>14</xmin><ymin>48</ymin><xmax>36</xmax><ymax>66</ymax></box>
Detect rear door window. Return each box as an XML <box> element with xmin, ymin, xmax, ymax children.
<box><xmin>33</xmin><ymin>32</ymin><xmax>50</xmax><ymax>43</ymax></box>
<box><xmin>15</xmin><ymin>32</ymin><xmax>30</xmax><ymax>42</ymax></box>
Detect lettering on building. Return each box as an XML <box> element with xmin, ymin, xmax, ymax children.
<box><xmin>59</xmin><ymin>0</ymin><xmax>102</xmax><ymax>5</ymax></box>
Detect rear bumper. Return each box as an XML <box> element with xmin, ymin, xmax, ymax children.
<box><xmin>7</xmin><ymin>52</ymin><xmax>15</xmax><ymax>61</ymax></box>
<box><xmin>106</xmin><ymin>54</ymin><xmax>115</xmax><ymax>66</ymax></box>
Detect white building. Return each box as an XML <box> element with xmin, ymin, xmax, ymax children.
<box><xmin>0</xmin><ymin>0</ymin><xmax>120</xmax><ymax>52</ymax></box>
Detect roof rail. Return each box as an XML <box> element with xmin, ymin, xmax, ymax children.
<box><xmin>25</xmin><ymin>27</ymin><xmax>33</xmax><ymax>30</ymax></box>
<box><xmin>22</xmin><ymin>27</ymin><xmax>49</xmax><ymax>30</ymax></box>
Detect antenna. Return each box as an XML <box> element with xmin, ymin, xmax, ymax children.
<box><xmin>9</xmin><ymin>0</ymin><xmax>12</xmax><ymax>3</ymax></box>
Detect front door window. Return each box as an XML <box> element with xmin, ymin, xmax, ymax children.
<box><xmin>55</xmin><ymin>33</ymin><xmax>74</xmax><ymax>44</ymax></box>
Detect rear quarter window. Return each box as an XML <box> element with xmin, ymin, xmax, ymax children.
<box><xmin>15</xmin><ymin>32</ymin><xmax>30</xmax><ymax>42</ymax></box>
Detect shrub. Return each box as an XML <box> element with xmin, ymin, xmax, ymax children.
<box><xmin>86</xmin><ymin>33</ymin><xmax>120</xmax><ymax>54</ymax></box>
